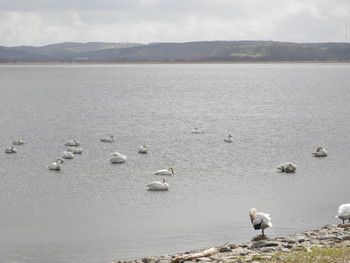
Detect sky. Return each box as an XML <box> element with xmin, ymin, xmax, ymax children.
<box><xmin>0</xmin><ymin>0</ymin><xmax>349</xmax><ymax>47</ymax></box>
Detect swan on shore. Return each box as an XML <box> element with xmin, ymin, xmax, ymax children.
<box><xmin>154</xmin><ymin>167</ymin><xmax>176</xmax><ymax>176</ymax></box>
<box><xmin>138</xmin><ymin>145</ymin><xmax>148</xmax><ymax>153</ymax></box>
<box><xmin>336</xmin><ymin>204</ymin><xmax>350</xmax><ymax>224</ymax></box>
<box><xmin>62</xmin><ymin>149</ymin><xmax>75</xmax><ymax>159</ymax></box>
<box><xmin>147</xmin><ymin>178</ymin><xmax>169</xmax><ymax>191</ymax></box>
<box><xmin>13</xmin><ymin>139</ymin><xmax>25</xmax><ymax>145</ymax></box>
<box><xmin>191</xmin><ymin>128</ymin><xmax>204</xmax><ymax>134</ymax></box>
<box><xmin>48</xmin><ymin>158</ymin><xmax>64</xmax><ymax>171</ymax></box>
<box><xmin>65</xmin><ymin>140</ymin><xmax>81</xmax><ymax>146</ymax></box>
<box><xmin>5</xmin><ymin>146</ymin><xmax>17</xmax><ymax>153</ymax></box>
<box><xmin>68</xmin><ymin>146</ymin><xmax>82</xmax><ymax>154</ymax></box>
<box><xmin>249</xmin><ymin>208</ymin><xmax>273</xmax><ymax>235</ymax></box>
<box><xmin>276</xmin><ymin>162</ymin><xmax>297</xmax><ymax>173</ymax></box>
<box><xmin>109</xmin><ymin>152</ymin><xmax>127</xmax><ymax>163</ymax></box>
<box><xmin>101</xmin><ymin>135</ymin><xmax>115</xmax><ymax>142</ymax></box>
<box><xmin>224</xmin><ymin>135</ymin><xmax>234</xmax><ymax>143</ymax></box>
<box><xmin>312</xmin><ymin>147</ymin><xmax>328</xmax><ymax>157</ymax></box>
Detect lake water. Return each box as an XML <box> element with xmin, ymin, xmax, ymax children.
<box><xmin>0</xmin><ymin>63</ymin><xmax>349</xmax><ymax>262</ymax></box>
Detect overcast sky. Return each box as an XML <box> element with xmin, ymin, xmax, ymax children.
<box><xmin>1</xmin><ymin>0</ymin><xmax>349</xmax><ymax>47</ymax></box>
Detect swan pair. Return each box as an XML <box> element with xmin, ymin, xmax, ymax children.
<box><xmin>336</xmin><ymin>204</ymin><xmax>350</xmax><ymax>224</ymax></box>
<box><xmin>312</xmin><ymin>147</ymin><xmax>328</xmax><ymax>157</ymax></box>
<box><xmin>101</xmin><ymin>135</ymin><xmax>115</xmax><ymax>142</ymax></box>
<box><xmin>276</xmin><ymin>162</ymin><xmax>297</xmax><ymax>173</ymax></box>
<box><xmin>224</xmin><ymin>135</ymin><xmax>234</xmax><ymax>143</ymax></box>
<box><xmin>147</xmin><ymin>178</ymin><xmax>169</xmax><ymax>191</ymax></box>
<box><xmin>65</xmin><ymin>140</ymin><xmax>81</xmax><ymax>147</ymax></box>
<box><xmin>109</xmin><ymin>152</ymin><xmax>127</xmax><ymax>163</ymax></box>
<box><xmin>5</xmin><ymin>146</ymin><xmax>17</xmax><ymax>154</ymax></box>
<box><xmin>48</xmin><ymin>158</ymin><xmax>64</xmax><ymax>171</ymax></box>
<box><xmin>249</xmin><ymin>208</ymin><xmax>272</xmax><ymax>235</ymax></box>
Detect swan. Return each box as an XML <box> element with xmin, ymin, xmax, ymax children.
<box><xmin>101</xmin><ymin>135</ymin><xmax>115</xmax><ymax>142</ymax></box>
<box><xmin>48</xmin><ymin>158</ymin><xmax>64</xmax><ymax>171</ymax></box>
<box><xmin>109</xmin><ymin>152</ymin><xmax>127</xmax><ymax>163</ymax></box>
<box><xmin>62</xmin><ymin>149</ymin><xmax>75</xmax><ymax>159</ymax></box>
<box><xmin>312</xmin><ymin>147</ymin><xmax>328</xmax><ymax>157</ymax></box>
<box><xmin>154</xmin><ymin>167</ymin><xmax>176</xmax><ymax>176</ymax></box>
<box><xmin>249</xmin><ymin>208</ymin><xmax>272</xmax><ymax>235</ymax></box>
<box><xmin>5</xmin><ymin>146</ymin><xmax>17</xmax><ymax>153</ymax></box>
<box><xmin>138</xmin><ymin>145</ymin><xmax>148</xmax><ymax>154</ymax></box>
<box><xmin>224</xmin><ymin>135</ymin><xmax>234</xmax><ymax>143</ymax></box>
<box><xmin>68</xmin><ymin>146</ymin><xmax>82</xmax><ymax>154</ymax></box>
<box><xmin>276</xmin><ymin>162</ymin><xmax>297</xmax><ymax>173</ymax></box>
<box><xmin>147</xmin><ymin>178</ymin><xmax>169</xmax><ymax>191</ymax></box>
<box><xmin>335</xmin><ymin>204</ymin><xmax>350</xmax><ymax>224</ymax></box>
<box><xmin>65</xmin><ymin>140</ymin><xmax>81</xmax><ymax>146</ymax></box>
<box><xmin>13</xmin><ymin>139</ymin><xmax>25</xmax><ymax>145</ymax></box>
<box><xmin>191</xmin><ymin>128</ymin><xmax>204</xmax><ymax>134</ymax></box>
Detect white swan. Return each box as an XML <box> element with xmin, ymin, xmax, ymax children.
<box><xmin>154</xmin><ymin>167</ymin><xmax>176</xmax><ymax>176</ymax></box>
<box><xmin>48</xmin><ymin>158</ymin><xmax>64</xmax><ymax>171</ymax></box>
<box><xmin>109</xmin><ymin>152</ymin><xmax>127</xmax><ymax>163</ymax></box>
<box><xmin>147</xmin><ymin>178</ymin><xmax>169</xmax><ymax>191</ymax></box>
<box><xmin>65</xmin><ymin>140</ymin><xmax>81</xmax><ymax>146</ymax></box>
<box><xmin>224</xmin><ymin>135</ymin><xmax>234</xmax><ymax>143</ymax></box>
<box><xmin>68</xmin><ymin>146</ymin><xmax>82</xmax><ymax>154</ymax></box>
<box><xmin>13</xmin><ymin>139</ymin><xmax>25</xmax><ymax>145</ymax></box>
<box><xmin>276</xmin><ymin>162</ymin><xmax>297</xmax><ymax>173</ymax></box>
<box><xmin>249</xmin><ymin>208</ymin><xmax>273</xmax><ymax>235</ymax></box>
<box><xmin>138</xmin><ymin>145</ymin><xmax>148</xmax><ymax>154</ymax></box>
<box><xmin>101</xmin><ymin>135</ymin><xmax>115</xmax><ymax>142</ymax></box>
<box><xmin>335</xmin><ymin>204</ymin><xmax>350</xmax><ymax>224</ymax></box>
<box><xmin>62</xmin><ymin>149</ymin><xmax>75</xmax><ymax>159</ymax></box>
<box><xmin>312</xmin><ymin>147</ymin><xmax>328</xmax><ymax>157</ymax></box>
<box><xmin>191</xmin><ymin>128</ymin><xmax>204</xmax><ymax>134</ymax></box>
<box><xmin>5</xmin><ymin>146</ymin><xmax>17</xmax><ymax>153</ymax></box>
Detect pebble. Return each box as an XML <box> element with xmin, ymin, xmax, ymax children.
<box><xmin>115</xmin><ymin>224</ymin><xmax>350</xmax><ymax>263</ymax></box>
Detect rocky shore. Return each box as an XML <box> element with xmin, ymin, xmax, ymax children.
<box><xmin>114</xmin><ymin>224</ymin><xmax>350</xmax><ymax>263</ymax></box>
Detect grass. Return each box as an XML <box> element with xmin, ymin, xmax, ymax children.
<box><xmin>246</xmin><ymin>245</ymin><xmax>350</xmax><ymax>263</ymax></box>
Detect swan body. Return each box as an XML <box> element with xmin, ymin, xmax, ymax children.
<box><xmin>109</xmin><ymin>152</ymin><xmax>127</xmax><ymax>163</ymax></box>
<box><xmin>48</xmin><ymin>158</ymin><xmax>64</xmax><ymax>171</ymax></box>
<box><xmin>101</xmin><ymin>135</ymin><xmax>115</xmax><ymax>142</ymax></box>
<box><xmin>62</xmin><ymin>149</ymin><xmax>75</xmax><ymax>159</ymax></box>
<box><xmin>138</xmin><ymin>145</ymin><xmax>148</xmax><ymax>153</ymax></box>
<box><xmin>277</xmin><ymin>162</ymin><xmax>297</xmax><ymax>173</ymax></box>
<box><xmin>5</xmin><ymin>146</ymin><xmax>17</xmax><ymax>153</ymax></box>
<box><xmin>68</xmin><ymin>147</ymin><xmax>82</xmax><ymax>154</ymax></box>
<box><xmin>224</xmin><ymin>135</ymin><xmax>234</xmax><ymax>143</ymax></box>
<box><xmin>147</xmin><ymin>178</ymin><xmax>169</xmax><ymax>191</ymax></box>
<box><xmin>191</xmin><ymin>128</ymin><xmax>204</xmax><ymax>134</ymax></box>
<box><xmin>13</xmin><ymin>139</ymin><xmax>25</xmax><ymax>145</ymax></box>
<box><xmin>312</xmin><ymin>147</ymin><xmax>328</xmax><ymax>157</ymax></box>
<box><xmin>65</xmin><ymin>140</ymin><xmax>80</xmax><ymax>146</ymax></box>
<box><xmin>336</xmin><ymin>204</ymin><xmax>350</xmax><ymax>224</ymax></box>
<box><xmin>154</xmin><ymin>167</ymin><xmax>176</xmax><ymax>176</ymax></box>
<box><xmin>249</xmin><ymin>208</ymin><xmax>272</xmax><ymax>235</ymax></box>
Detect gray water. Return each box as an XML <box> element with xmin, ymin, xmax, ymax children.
<box><xmin>0</xmin><ymin>63</ymin><xmax>349</xmax><ymax>262</ymax></box>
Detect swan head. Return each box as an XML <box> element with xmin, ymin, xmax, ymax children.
<box><xmin>249</xmin><ymin>208</ymin><xmax>257</xmax><ymax>222</ymax></box>
<box><xmin>169</xmin><ymin>167</ymin><xmax>176</xmax><ymax>175</ymax></box>
<box><xmin>162</xmin><ymin>178</ymin><xmax>166</xmax><ymax>183</ymax></box>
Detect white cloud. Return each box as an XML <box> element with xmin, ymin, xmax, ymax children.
<box><xmin>0</xmin><ymin>0</ymin><xmax>349</xmax><ymax>46</ymax></box>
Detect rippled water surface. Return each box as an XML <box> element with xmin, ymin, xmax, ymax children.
<box><xmin>0</xmin><ymin>63</ymin><xmax>349</xmax><ymax>262</ymax></box>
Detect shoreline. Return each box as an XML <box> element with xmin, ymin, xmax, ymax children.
<box><xmin>114</xmin><ymin>224</ymin><xmax>350</xmax><ymax>263</ymax></box>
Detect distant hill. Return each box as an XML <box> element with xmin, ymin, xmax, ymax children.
<box><xmin>1</xmin><ymin>41</ymin><xmax>350</xmax><ymax>62</ymax></box>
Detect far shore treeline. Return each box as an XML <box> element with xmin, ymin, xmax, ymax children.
<box><xmin>1</xmin><ymin>40</ymin><xmax>350</xmax><ymax>63</ymax></box>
